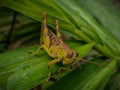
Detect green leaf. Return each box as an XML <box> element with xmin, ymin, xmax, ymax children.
<box><xmin>75</xmin><ymin>42</ymin><xmax>94</xmax><ymax>59</ymax></box>
<box><xmin>78</xmin><ymin>0</ymin><xmax>120</xmax><ymax>42</ymax></box>
<box><xmin>1</xmin><ymin>0</ymin><xmax>120</xmax><ymax>58</ymax></box>
<box><xmin>0</xmin><ymin>46</ymin><xmax>53</xmax><ymax>90</ymax></box>
<box><xmin>1</xmin><ymin>0</ymin><xmax>120</xmax><ymax>89</ymax></box>
<box><xmin>105</xmin><ymin>69</ymin><xmax>120</xmax><ymax>90</ymax></box>
<box><xmin>54</xmin><ymin>0</ymin><xmax>120</xmax><ymax>58</ymax></box>
<box><xmin>0</xmin><ymin>41</ymin><xmax>93</xmax><ymax>90</ymax></box>
<box><xmin>48</xmin><ymin>58</ymin><xmax>117</xmax><ymax>90</ymax></box>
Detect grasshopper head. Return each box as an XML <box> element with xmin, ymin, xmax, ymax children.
<box><xmin>63</xmin><ymin>50</ymin><xmax>78</xmax><ymax>64</ymax></box>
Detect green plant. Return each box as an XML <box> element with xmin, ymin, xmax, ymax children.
<box><xmin>0</xmin><ymin>0</ymin><xmax>120</xmax><ymax>90</ymax></box>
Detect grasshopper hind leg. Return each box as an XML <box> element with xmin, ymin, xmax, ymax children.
<box><xmin>29</xmin><ymin>12</ymin><xmax>51</xmax><ymax>55</ymax></box>
<box><xmin>41</xmin><ymin>12</ymin><xmax>51</xmax><ymax>48</ymax></box>
<box><xmin>55</xmin><ymin>20</ymin><xmax>62</xmax><ymax>38</ymax></box>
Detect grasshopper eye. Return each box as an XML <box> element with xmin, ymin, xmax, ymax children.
<box><xmin>67</xmin><ymin>51</ymin><xmax>73</xmax><ymax>58</ymax></box>
<box><xmin>76</xmin><ymin>52</ymin><xmax>78</xmax><ymax>57</ymax></box>
<box><xmin>74</xmin><ymin>51</ymin><xmax>78</xmax><ymax>58</ymax></box>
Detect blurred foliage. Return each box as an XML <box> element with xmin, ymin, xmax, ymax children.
<box><xmin>0</xmin><ymin>0</ymin><xmax>120</xmax><ymax>90</ymax></box>
<box><xmin>0</xmin><ymin>7</ymin><xmax>40</xmax><ymax>52</ymax></box>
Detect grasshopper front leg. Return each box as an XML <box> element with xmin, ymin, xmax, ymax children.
<box><xmin>46</xmin><ymin>58</ymin><xmax>61</xmax><ymax>82</ymax></box>
<box><xmin>33</xmin><ymin>44</ymin><xmax>61</xmax><ymax>81</ymax></box>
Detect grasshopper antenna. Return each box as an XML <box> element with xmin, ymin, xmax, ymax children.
<box><xmin>80</xmin><ymin>59</ymin><xmax>105</xmax><ymax>66</ymax></box>
<box><xmin>75</xmin><ymin>58</ymin><xmax>113</xmax><ymax>69</ymax></box>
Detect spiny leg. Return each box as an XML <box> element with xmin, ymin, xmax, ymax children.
<box><xmin>29</xmin><ymin>45</ymin><xmax>42</xmax><ymax>55</ymax></box>
<box><xmin>58</xmin><ymin>63</ymin><xmax>73</xmax><ymax>77</ymax></box>
<box><xmin>29</xmin><ymin>39</ymin><xmax>51</xmax><ymax>55</ymax></box>
<box><xmin>29</xmin><ymin>43</ymin><xmax>51</xmax><ymax>56</ymax></box>
<box><xmin>41</xmin><ymin>44</ymin><xmax>51</xmax><ymax>56</ymax></box>
<box><xmin>31</xmin><ymin>44</ymin><xmax>52</xmax><ymax>56</ymax></box>
<box><xmin>58</xmin><ymin>67</ymin><xmax>68</xmax><ymax>76</ymax></box>
<box><xmin>46</xmin><ymin>58</ymin><xmax>61</xmax><ymax>82</ymax></box>
<box><xmin>42</xmin><ymin>12</ymin><xmax>50</xmax><ymax>48</ymax></box>
<box><xmin>29</xmin><ymin>12</ymin><xmax>51</xmax><ymax>55</ymax></box>
<box><xmin>55</xmin><ymin>20</ymin><xmax>61</xmax><ymax>38</ymax></box>
<box><xmin>55</xmin><ymin>20</ymin><xmax>64</xmax><ymax>45</ymax></box>
<box><xmin>40</xmin><ymin>12</ymin><xmax>47</xmax><ymax>45</ymax></box>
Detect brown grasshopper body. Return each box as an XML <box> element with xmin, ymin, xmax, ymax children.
<box><xmin>32</xmin><ymin>12</ymin><xmax>78</xmax><ymax>81</ymax></box>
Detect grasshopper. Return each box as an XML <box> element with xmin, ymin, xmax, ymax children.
<box><xmin>31</xmin><ymin>12</ymin><xmax>78</xmax><ymax>81</ymax></box>
<box><xmin>31</xmin><ymin>12</ymin><xmax>112</xmax><ymax>82</ymax></box>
